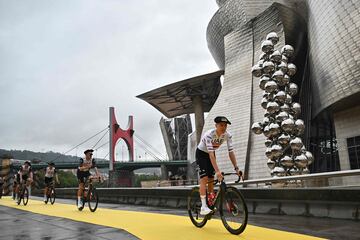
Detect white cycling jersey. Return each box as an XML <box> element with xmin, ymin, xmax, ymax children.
<box><xmin>45</xmin><ymin>167</ymin><xmax>56</xmax><ymax>178</ymax></box>
<box><xmin>197</xmin><ymin>129</ymin><xmax>234</xmax><ymax>153</ymax></box>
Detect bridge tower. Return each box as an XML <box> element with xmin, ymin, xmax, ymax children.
<box><xmin>109</xmin><ymin>107</ymin><xmax>134</xmax><ymax>170</ymax></box>
<box><xmin>109</xmin><ymin>107</ymin><xmax>135</xmax><ymax>186</ymax></box>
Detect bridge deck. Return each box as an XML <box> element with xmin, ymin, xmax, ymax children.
<box><xmin>0</xmin><ymin>197</ymin><xmax>326</xmax><ymax>240</ymax></box>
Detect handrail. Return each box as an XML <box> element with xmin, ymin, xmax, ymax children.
<box><xmin>232</xmin><ymin>169</ymin><xmax>360</xmax><ymax>186</ymax></box>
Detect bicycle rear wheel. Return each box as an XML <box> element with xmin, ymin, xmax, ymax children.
<box><xmin>49</xmin><ymin>188</ymin><xmax>56</xmax><ymax>205</ymax></box>
<box><xmin>88</xmin><ymin>187</ymin><xmax>98</xmax><ymax>212</ymax></box>
<box><xmin>220</xmin><ymin>186</ymin><xmax>248</xmax><ymax>235</ymax></box>
<box><xmin>187</xmin><ymin>187</ymin><xmax>208</xmax><ymax>228</ymax></box>
<box><xmin>22</xmin><ymin>187</ymin><xmax>29</xmax><ymax>206</ymax></box>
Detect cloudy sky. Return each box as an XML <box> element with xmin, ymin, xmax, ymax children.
<box><xmin>0</xmin><ymin>0</ymin><xmax>219</xmax><ymax>160</ymax></box>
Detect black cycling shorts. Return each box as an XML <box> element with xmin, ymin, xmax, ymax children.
<box><xmin>196</xmin><ymin>148</ymin><xmax>215</xmax><ymax>179</ymax></box>
<box><xmin>44</xmin><ymin>177</ymin><xmax>53</xmax><ymax>186</ymax></box>
<box><xmin>77</xmin><ymin>170</ymin><xmax>91</xmax><ymax>183</ymax></box>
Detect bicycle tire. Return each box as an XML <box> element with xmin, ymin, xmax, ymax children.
<box><xmin>49</xmin><ymin>188</ymin><xmax>56</xmax><ymax>205</ymax></box>
<box><xmin>23</xmin><ymin>187</ymin><xmax>29</xmax><ymax>206</ymax></box>
<box><xmin>88</xmin><ymin>187</ymin><xmax>98</xmax><ymax>212</ymax></box>
<box><xmin>220</xmin><ymin>186</ymin><xmax>248</xmax><ymax>235</ymax></box>
<box><xmin>187</xmin><ymin>187</ymin><xmax>208</xmax><ymax>228</ymax></box>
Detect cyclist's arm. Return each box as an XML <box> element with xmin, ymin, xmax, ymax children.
<box><xmin>55</xmin><ymin>170</ymin><xmax>60</xmax><ymax>183</ymax></box>
<box><xmin>209</xmin><ymin>151</ymin><xmax>222</xmax><ymax>179</ymax></box>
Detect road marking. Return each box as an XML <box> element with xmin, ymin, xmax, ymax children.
<box><xmin>0</xmin><ymin>197</ymin><xmax>326</xmax><ymax>240</ymax></box>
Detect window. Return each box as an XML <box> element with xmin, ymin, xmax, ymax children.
<box><xmin>347</xmin><ymin>136</ymin><xmax>360</xmax><ymax>169</ymax></box>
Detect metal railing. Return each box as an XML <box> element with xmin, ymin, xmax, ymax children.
<box><xmin>162</xmin><ymin>169</ymin><xmax>360</xmax><ymax>188</ymax></box>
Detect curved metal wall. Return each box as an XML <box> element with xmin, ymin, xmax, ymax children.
<box><xmin>307</xmin><ymin>0</ymin><xmax>360</xmax><ymax>116</ymax></box>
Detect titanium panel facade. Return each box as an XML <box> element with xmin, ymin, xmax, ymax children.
<box><xmin>201</xmin><ymin>0</ymin><xmax>360</xmax><ymax>179</ymax></box>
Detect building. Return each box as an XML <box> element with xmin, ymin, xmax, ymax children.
<box><xmin>140</xmin><ymin>0</ymin><xmax>360</xmax><ymax>180</ymax></box>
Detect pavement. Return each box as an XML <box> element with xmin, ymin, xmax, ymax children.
<box><xmin>0</xmin><ymin>196</ymin><xmax>359</xmax><ymax>240</ymax></box>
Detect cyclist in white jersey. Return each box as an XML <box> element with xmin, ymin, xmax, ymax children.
<box><xmin>196</xmin><ymin>116</ymin><xmax>242</xmax><ymax>215</ymax></box>
<box><xmin>43</xmin><ymin>162</ymin><xmax>59</xmax><ymax>202</ymax></box>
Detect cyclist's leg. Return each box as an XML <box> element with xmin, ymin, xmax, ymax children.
<box><xmin>196</xmin><ymin>149</ymin><xmax>212</xmax><ymax>215</ymax></box>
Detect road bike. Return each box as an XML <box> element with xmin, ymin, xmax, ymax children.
<box><xmin>17</xmin><ymin>181</ymin><xmax>29</xmax><ymax>206</ymax></box>
<box><xmin>188</xmin><ymin>173</ymin><xmax>248</xmax><ymax>235</ymax></box>
<box><xmin>44</xmin><ymin>181</ymin><xmax>56</xmax><ymax>205</ymax></box>
<box><xmin>76</xmin><ymin>176</ymin><xmax>100</xmax><ymax>212</ymax></box>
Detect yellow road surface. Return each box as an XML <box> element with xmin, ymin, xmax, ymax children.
<box><xmin>0</xmin><ymin>197</ymin><xmax>326</xmax><ymax>240</ymax></box>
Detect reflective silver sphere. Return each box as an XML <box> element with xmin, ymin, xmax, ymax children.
<box><xmin>266</xmin><ymin>32</ymin><xmax>279</xmax><ymax>45</ymax></box>
<box><xmin>262</xmin><ymin>117</ymin><xmax>270</xmax><ymax>126</ymax></box>
<box><xmin>285</xmin><ymin>94</ymin><xmax>293</xmax><ymax>104</ymax></box>
<box><xmin>264</xmin><ymin>81</ymin><xmax>278</xmax><ymax>93</ymax></box>
<box><xmin>261</xmin><ymin>97</ymin><xmax>268</xmax><ymax>109</ymax></box>
<box><xmin>265</xmin><ymin>147</ymin><xmax>273</xmax><ymax>159</ymax></box>
<box><xmin>295</xmin><ymin>119</ymin><xmax>305</xmax><ymax>135</ymax></box>
<box><xmin>282</xmin><ymin>74</ymin><xmax>290</xmax><ymax>86</ymax></box>
<box><xmin>277</xmin><ymin>61</ymin><xmax>288</xmax><ymax>74</ymax></box>
<box><xmin>261</xmin><ymin>40</ymin><xmax>274</xmax><ymax>53</ymax></box>
<box><xmin>267</xmin><ymin>101</ymin><xmax>280</xmax><ymax>114</ymax></box>
<box><xmin>271</xmin><ymin>144</ymin><xmax>283</xmax><ymax>158</ymax></box>
<box><xmin>302</xmin><ymin>167</ymin><xmax>310</xmax><ymax>174</ymax></box>
<box><xmin>282</xmin><ymin>55</ymin><xmax>288</xmax><ymax>63</ymax></box>
<box><xmin>289</xmin><ymin>167</ymin><xmax>301</xmax><ymax>176</ymax></box>
<box><xmin>263</xmin><ymin>61</ymin><xmax>275</xmax><ymax>73</ymax></box>
<box><xmin>294</xmin><ymin>153</ymin><xmax>308</xmax><ymax>168</ymax></box>
<box><xmin>272</xmin><ymin>70</ymin><xmax>284</xmax><ymax>83</ymax></box>
<box><xmin>281</xmin><ymin>118</ymin><xmax>295</xmax><ymax>134</ymax></box>
<box><xmin>281</xmin><ymin>45</ymin><xmax>294</xmax><ymax>58</ymax></box>
<box><xmin>275</xmin><ymin>91</ymin><xmax>286</xmax><ymax>104</ymax></box>
<box><xmin>251</xmin><ymin>64</ymin><xmax>263</xmax><ymax>77</ymax></box>
<box><xmin>273</xmin><ymin>166</ymin><xmax>286</xmax><ymax>177</ymax></box>
<box><xmin>280</xmin><ymin>155</ymin><xmax>294</xmax><ymax>168</ymax></box>
<box><xmin>267</xmin><ymin>159</ymin><xmax>276</xmax><ymax>169</ymax></box>
<box><xmin>276</xmin><ymin>111</ymin><xmax>289</xmax><ymax>123</ymax></box>
<box><xmin>264</xmin><ymin>125</ymin><xmax>271</xmax><ymax>138</ymax></box>
<box><xmin>259</xmin><ymin>75</ymin><xmax>270</xmax><ymax>90</ymax></box>
<box><xmin>305</xmin><ymin>151</ymin><xmax>314</xmax><ymax>165</ymax></box>
<box><xmin>259</xmin><ymin>52</ymin><xmax>270</xmax><ymax>61</ymax></box>
<box><xmin>291</xmin><ymin>102</ymin><xmax>301</xmax><ymax>116</ymax></box>
<box><xmin>269</xmin><ymin>123</ymin><xmax>281</xmax><ymax>137</ymax></box>
<box><xmin>265</xmin><ymin>139</ymin><xmax>272</xmax><ymax>147</ymax></box>
<box><xmin>270</xmin><ymin>50</ymin><xmax>282</xmax><ymax>63</ymax></box>
<box><xmin>288</xmin><ymin>83</ymin><xmax>298</xmax><ymax>96</ymax></box>
<box><xmin>280</xmin><ymin>103</ymin><xmax>290</xmax><ymax>113</ymax></box>
<box><xmin>287</xmin><ymin>63</ymin><xmax>297</xmax><ymax>76</ymax></box>
<box><xmin>278</xmin><ymin>133</ymin><xmax>291</xmax><ymax>146</ymax></box>
<box><xmin>251</xmin><ymin>122</ymin><xmax>263</xmax><ymax>134</ymax></box>
<box><xmin>290</xmin><ymin>137</ymin><xmax>303</xmax><ymax>151</ymax></box>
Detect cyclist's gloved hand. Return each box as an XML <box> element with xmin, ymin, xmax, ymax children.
<box><xmin>216</xmin><ymin>171</ymin><xmax>223</xmax><ymax>181</ymax></box>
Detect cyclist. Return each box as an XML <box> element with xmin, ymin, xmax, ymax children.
<box><xmin>76</xmin><ymin>149</ymin><xmax>100</xmax><ymax>209</ymax></box>
<box><xmin>12</xmin><ymin>172</ymin><xmax>19</xmax><ymax>200</ymax></box>
<box><xmin>16</xmin><ymin>160</ymin><xmax>33</xmax><ymax>199</ymax></box>
<box><xmin>43</xmin><ymin>162</ymin><xmax>59</xmax><ymax>202</ymax></box>
<box><xmin>196</xmin><ymin>116</ymin><xmax>242</xmax><ymax>215</ymax></box>
<box><xmin>0</xmin><ymin>176</ymin><xmax>3</xmax><ymax>198</ymax></box>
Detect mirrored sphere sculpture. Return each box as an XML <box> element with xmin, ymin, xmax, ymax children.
<box><xmin>251</xmin><ymin>33</ymin><xmax>314</xmax><ymax>178</ymax></box>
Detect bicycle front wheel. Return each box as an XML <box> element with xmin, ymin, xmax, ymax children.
<box><xmin>23</xmin><ymin>187</ymin><xmax>29</xmax><ymax>206</ymax></box>
<box><xmin>187</xmin><ymin>187</ymin><xmax>208</xmax><ymax>228</ymax></box>
<box><xmin>220</xmin><ymin>186</ymin><xmax>248</xmax><ymax>235</ymax></box>
<box><xmin>88</xmin><ymin>188</ymin><xmax>98</xmax><ymax>212</ymax></box>
<box><xmin>49</xmin><ymin>188</ymin><xmax>56</xmax><ymax>205</ymax></box>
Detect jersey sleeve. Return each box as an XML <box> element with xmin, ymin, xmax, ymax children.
<box><xmin>205</xmin><ymin>134</ymin><xmax>215</xmax><ymax>152</ymax></box>
<box><xmin>78</xmin><ymin>158</ymin><xmax>84</xmax><ymax>169</ymax></box>
<box><xmin>227</xmin><ymin>133</ymin><xmax>234</xmax><ymax>152</ymax></box>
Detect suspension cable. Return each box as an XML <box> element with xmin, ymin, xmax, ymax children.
<box><xmin>52</xmin><ymin>127</ymin><xmax>109</xmax><ymax>162</ymax></box>
<box><xmin>134</xmin><ymin>139</ymin><xmax>162</xmax><ymax>161</ymax></box>
<box><xmin>134</xmin><ymin>133</ymin><xmax>167</xmax><ymax>159</ymax></box>
<box><xmin>92</xmin><ymin>129</ymin><xmax>109</xmax><ymax>149</ymax></box>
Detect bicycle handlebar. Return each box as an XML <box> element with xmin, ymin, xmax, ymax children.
<box><xmin>209</xmin><ymin>172</ymin><xmax>243</xmax><ymax>185</ymax></box>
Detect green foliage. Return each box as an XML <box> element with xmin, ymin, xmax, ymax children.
<box><xmin>134</xmin><ymin>174</ymin><xmax>160</xmax><ymax>187</ymax></box>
